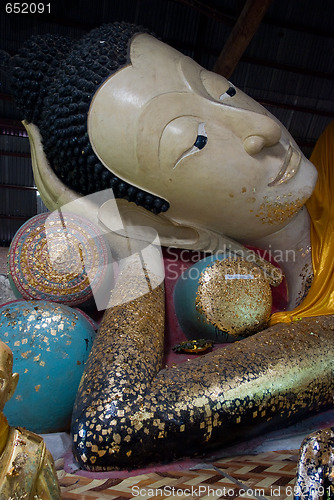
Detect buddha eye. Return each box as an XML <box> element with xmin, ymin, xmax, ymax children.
<box><xmin>219</xmin><ymin>83</ymin><xmax>236</xmax><ymax>101</ymax></box>
<box><xmin>194</xmin><ymin>134</ymin><xmax>207</xmax><ymax>150</ymax></box>
<box><xmin>173</xmin><ymin>122</ymin><xmax>207</xmax><ymax>169</ymax></box>
<box><xmin>193</xmin><ymin>122</ymin><xmax>207</xmax><ymax>150</ymax></box>
<box><xmin>200</xmin><ymin>69</ymin><xmax>236</xmax><ymax>103</ymax></box>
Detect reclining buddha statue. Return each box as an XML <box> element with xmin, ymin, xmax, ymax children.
<box><xmin>6</xmin><ymin>22</ymin><xmax>334</xmax><ymax>470</ymax></box>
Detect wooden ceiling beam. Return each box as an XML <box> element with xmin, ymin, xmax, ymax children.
<box><xmin>0</xmin><ymin>184</ymin><xmax>37</xmax><ymax>191</ymax></box>
<box><xmin>213</xmin><ymin>0</ymin><xmax>272</xmax><ymax>79</ymax></box>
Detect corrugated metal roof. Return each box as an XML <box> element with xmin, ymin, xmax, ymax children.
<box><xmin>0</xmin><ymin>156</ymin><xmax>34</xmax><ymax>186</ymax></box>
<box><xmin>0</xmin><ymin>187</ymin><xmax>36</xmax><ymax>218</ymax></box>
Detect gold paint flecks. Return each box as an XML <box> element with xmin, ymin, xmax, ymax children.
<box><xmin>256</xmin><ymin>195</ymin><xmax>309</xmax><ymax>225</ymax></box>
<box><xmin>196</xmin><ymin>257</ymin><xmax>272</xmax><ymax>337</ymax></box>
<box><xmin>12</xmin><ymin>215</ymin><xmax>102</xmax><ymax>298</ymax></box>
<box><xmin>72</xmin><ymin>261</ymin><xmax>165</xmax><ymax>469</ymax></box>
<box><xmin>72</xmin><ymin>255</ymin><xmax>334</xmax><ymax>471</ymax></box>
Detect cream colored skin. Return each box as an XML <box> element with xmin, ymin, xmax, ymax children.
<box><xmin>88</xmin><ymin>34</ymin><xmax>318</xmax><ymax>242</ymax></box>
<box><xmin>88</xmin><ymin>33</ymin><xmax>318</xmax><ymax>308</ymax></box>
<box><xmin>26</xmin><ymin>34</ymin><xmax>318</xmax><ymax>309</ymax></box>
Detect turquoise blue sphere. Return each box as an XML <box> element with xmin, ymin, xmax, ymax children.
<box><xmin>174</xmin><ymin>254</ymin><xmax>232</xmax><ymax>342</ymax></box>
<box><xmin>0</xmin><ymin>300</ymin><xmax>96</xmax><ymax>433</ymax></box>
<box><xmin>174</xmin><ymin>254</ymin><xmax>272</xmax><ymax>342</ymax></box>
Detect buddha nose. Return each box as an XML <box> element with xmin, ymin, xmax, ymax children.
<box><xmin>243</xmin><ymin>115</ymin><xmax>281</xmax><ymax>156</ymax></box>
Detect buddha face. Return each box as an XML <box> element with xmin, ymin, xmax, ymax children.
<box><xmin>88</xmin><ymin>34</ymin><xmax>317</xmax><ymax>241</ymax></box>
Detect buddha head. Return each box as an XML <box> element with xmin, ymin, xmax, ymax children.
<box><xmin>0</xmin><ymin>341</ymin><xmax>19</xmax><ymax>413</ymax></box>
<box><xmin>10</xmin><ymin>23</ymin><xmax>317</xmax><ymax>244</ymax></box>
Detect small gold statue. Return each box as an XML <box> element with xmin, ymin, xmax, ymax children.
<box><xmin>294</xmin><ymin>427</ymin><xmax>334</xmax><ymax>500</ymax></box>
<box><xmin>0</xmin><ymin>340</ymin><xmax>61</xmax><ymax>499</ymax></box>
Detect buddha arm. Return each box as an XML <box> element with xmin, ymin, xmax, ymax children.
<box><xmin>72</xmin><ymin>263</ymin><xmax>165</xmax><ymax>469</ymax></box>
<box><xmin>72</xmin><ymin>274</ymin><xmax>334</xmax><ymax>470</ymax></box>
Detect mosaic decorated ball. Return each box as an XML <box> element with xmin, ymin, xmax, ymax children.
<box><xmin>8</xmin><ymin>211</ymin><xmax>113</xmax><ymax>310</ymax></box>
<box><xmin>174</xmin><ymin>254</ymin><xmax>272</xmax><ymax>342</ymax></box>
<box><xmin>0</xmin><ymin>299</ymin><xmax>96</xmax><ymax>433</ymax></box>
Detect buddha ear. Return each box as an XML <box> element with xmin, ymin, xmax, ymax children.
<box><xmin>7</xmin><ymin>372</ymin><xmax>19</xmax><ymax>403</ymax></box>
<box><xmin>23</xmin><ymin>120</ymin><xmax>80</xmax><ymax>212</ymax></box>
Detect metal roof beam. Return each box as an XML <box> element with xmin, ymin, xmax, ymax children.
<box><xmin>0</xmin><ymin>151</ymin><xmax>31</xmax><ymax>158</ymax></box>
<box><xmin>259</xmin><ymin>99</ymin><xmax>334</xmax><ymax>119</ymax></box>
<box><xmin>0</xmin><ymin>118</ymin><xmax>26</xmax><ymax>135</ymax></box>
<box><xmin>0</xmin><ymin>214</ymin><xmax>30</xmax><ymax>221</ymax></box>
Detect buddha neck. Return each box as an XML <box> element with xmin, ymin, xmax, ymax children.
<box><xmin>247</xmin><ymin>207</ymin><xmax>313</xmax><ymax>309</ymax></box>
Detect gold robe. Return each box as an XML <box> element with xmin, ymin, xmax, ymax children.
<box><xmin>271</xmin><ymin>121</ymin><xmax>334</xmax><ymax>324</ymax></box>
<box><xmin>0</xmin><ymin>413</ymin><xmax>61</xmax><ymax>499</ymax></box>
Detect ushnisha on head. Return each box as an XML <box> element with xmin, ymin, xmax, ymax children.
<box><xmin>0</xmin><ymin>341</ymin><xmax>19</xmax><ymax>413</ymax></box>
<box><xmin>10</xmin><ymin>23</ymin><xmax>317</xmax><ymax>242</ymax></box>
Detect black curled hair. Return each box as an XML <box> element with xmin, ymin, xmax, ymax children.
<box><xmin>10</xmin><ymin>23</ymin><xmax>169</xmax><ymax>214</ymax></box>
